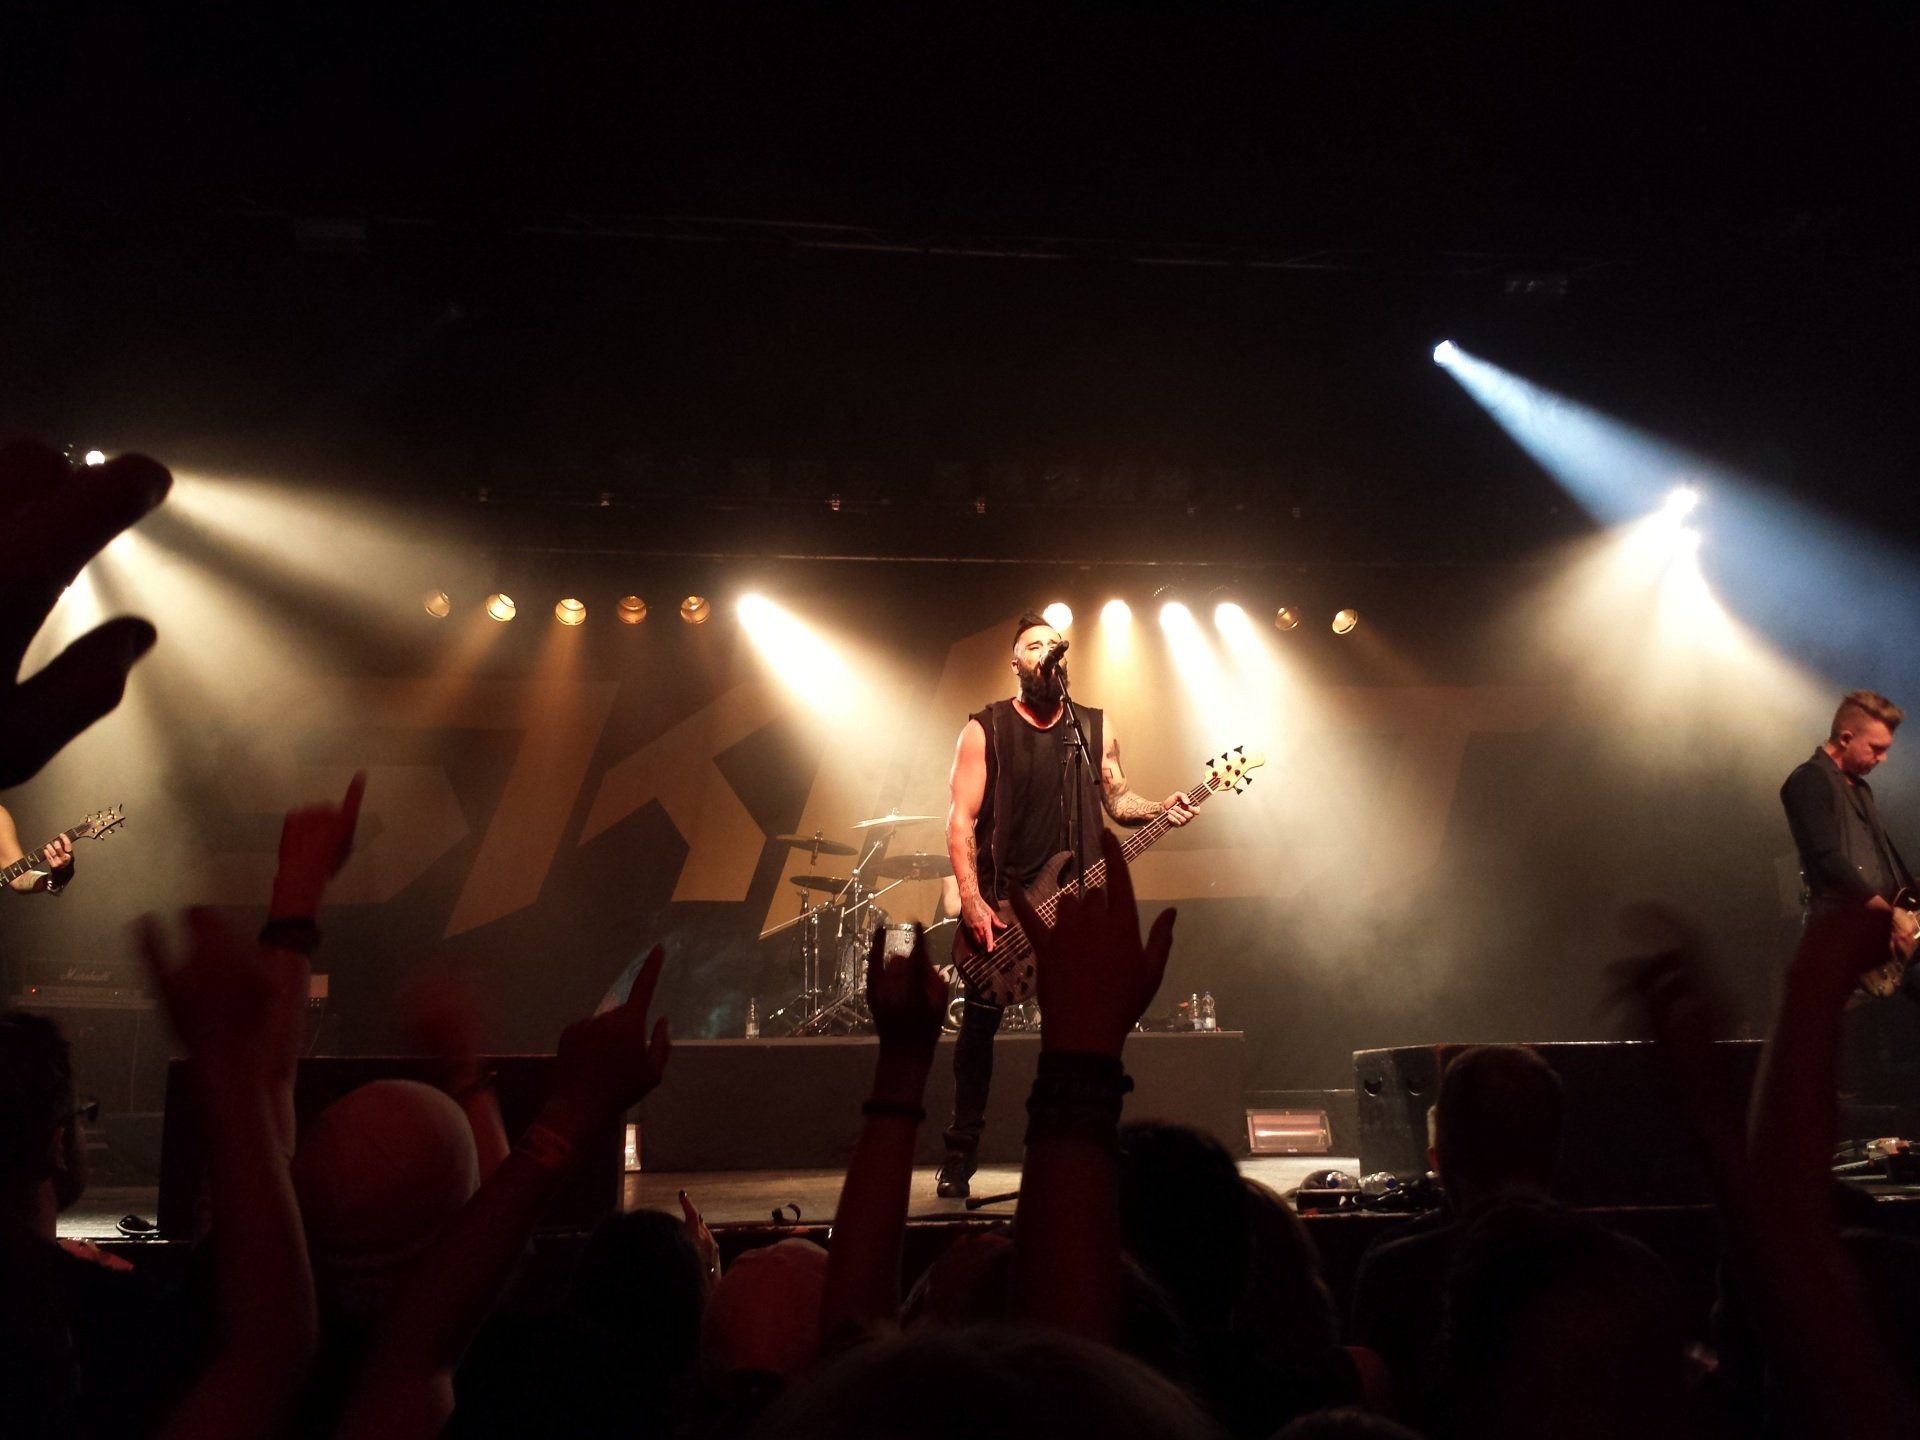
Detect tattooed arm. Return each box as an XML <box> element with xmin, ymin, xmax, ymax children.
<box><xmin>1100</xmin><ymin>730</ymin><xmax>1194</xmax><ymax>827</ymax></box>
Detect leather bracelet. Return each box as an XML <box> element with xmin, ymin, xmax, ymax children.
<box><xmin>860</xmin><ymin>1099</ymin><xmax>926</xmax><ymax>1121</ymax></box>
<box><xmin>258</xmin><ymin>917</ymin><xmax>321</xmax><ymax>955</ymax></box>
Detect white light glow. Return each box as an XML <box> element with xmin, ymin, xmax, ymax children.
<box><xmin>1042</xmin><ymin>601</ymin><xmax>1073</xmax><ymax>631</ymax></box>
<box><xmin>1100</xmin><ymin>598</ymin><xmax>1131</xmax><ymax>628</ymax></box>
<box><xmin>83</xmin><ymin>450</ymin><xmax>107</xmax><ymax>467</ymax></box>
<box><xmin>1433</xmin><ymin>341</ymin><xmax>1458</xmax><ymax>365</ymax></box>
<box><xmin>738</xmin><ymin>594</ymin><xmax>862</xmax><ymax>715</ymax></box>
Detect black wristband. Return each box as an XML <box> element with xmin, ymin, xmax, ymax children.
<box><xmin>861</xmin><ymin>1099</ymin><xmax>927</xmax><ymax>1122</ymax></box>
<box><xmin>1027</xmin><ymin>1050</ymin><xmax>1132</xmax><ymax>1111</ymax></box>
<box><xmin>259</xmin><ymin>917</ymin><xmax>321</xmax><ymax>955</ymax></box>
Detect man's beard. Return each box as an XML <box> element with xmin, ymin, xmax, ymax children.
<box><xmin>1018</xmin><ymin>666</ymin><xmax>1061</xmax><ymax>711</ymax></box>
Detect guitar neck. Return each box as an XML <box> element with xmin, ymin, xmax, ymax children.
<box><xmin>1</xmin><ymin>829</ymin><xmax>79</xmax><ymax>886</ymax></box>
<box><xmin>1033</xmin><ymin>776</ymin><xmax>1215</xmax><ymax>923</ymax></box>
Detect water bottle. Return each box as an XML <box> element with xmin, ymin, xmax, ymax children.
<box><xmin>1189</xmin><ymin>992</ymin><xmax>1201</xmax><ymax>1032</ymax></box>
<box><xmin>1200</xmin><ymin>991</ymin><xmax>1217</xmax><ymax>1032</ymax></box>
<box><xmin>745</xmin><ymin>997</ymin><xmax>760</xmax><ymax>1039</ymax></box>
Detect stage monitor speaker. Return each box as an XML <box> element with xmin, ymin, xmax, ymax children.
<box><xmin>159</xmin><ymin>1055</ymin><xmax>620</xmax><ymax>1239</ymax></box>
<box><xmin>1354</xmin><ymin>1039</ymin><xmax>1763</xmax><ymax>1207</ymax></box>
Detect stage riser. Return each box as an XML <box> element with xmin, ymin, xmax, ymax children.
<box><xmin>639</xmin><ymin>1032</ymin><xmax>1249</xmax><ymax>1170</ymax></box>
<box><xmin>1355</xmin><ymin>1040</ymin><xmax>1764</xmax><ymax>1207</ymax></box>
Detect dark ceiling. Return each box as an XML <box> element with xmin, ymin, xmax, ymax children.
<box><xmin>4</xmin><ymin>2</ymin><xmax>1916</xmax><ymax>563</ymax></box>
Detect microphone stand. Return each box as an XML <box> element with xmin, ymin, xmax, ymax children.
<box><xmin>1054</xmin><ymin>661</ymin><xmax>1097</xmax><ymax>895</ymax></box>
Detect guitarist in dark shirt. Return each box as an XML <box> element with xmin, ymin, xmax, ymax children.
<box><xmin>935</xmin><ymin>612</ymin><xmax>1193</xmax><ymax>1198</ymax></box>
<box><xmin>1780</xmin><ymin>690</ymin><xmax>1916</xmax><ymax>996</ymax></box>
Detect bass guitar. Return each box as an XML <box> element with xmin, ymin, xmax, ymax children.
<box><xmin>0</xmin><ymin>805</ymin><xmax>127</xmax><ymax>888</ymax></box>
<box><xmin>951</xmin><ymin>747</ymin><xmax>1263</xmax><ymax>1008</ymax></box>
<box><xmin>1856</xmin><ymin>885</ymin><xmax>1920</xmax><ymax>999</ymax></box>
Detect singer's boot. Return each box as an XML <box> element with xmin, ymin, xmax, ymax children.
<box><xmin>936</xmin><ymin>1149</ymin><xmax>975</xmax><ymax>1199</ymax></box>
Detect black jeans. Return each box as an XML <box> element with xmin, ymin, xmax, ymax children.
<box><xmin>942</xmin><ymin>996</ymin><xmax>1006</xmax><ymax>1156</ymax></box>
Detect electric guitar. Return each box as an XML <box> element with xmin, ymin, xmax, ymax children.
<box><xmin>951</xmin><ymin>747</ymin><xmax>1264</xmax><ymax>1007</ymax></box>
<box><xmin>1856</xmin><ymin>885</ymin><xmax>1920</xmax><ymax>999</ymax></box>
<box><xmin>0</xmin><ymin>805</ymin><xmax>127</xmax><ymax>888</ymax></box>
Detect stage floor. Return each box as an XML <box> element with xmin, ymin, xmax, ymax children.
<box><xmin>59</xmin><ymin>1155</ymin><xmax>1351</xmax><ymax>1240</ymax></box>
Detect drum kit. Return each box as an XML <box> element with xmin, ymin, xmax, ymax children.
<box><xmin>757</xmin><ymin>811</ymin><xmax>1038</xmax><ymax>1035</ymax></box>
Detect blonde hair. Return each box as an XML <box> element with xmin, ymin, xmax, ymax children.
<box><xmin>1831</xmin><ymin>690</ymin><xmax>1905</xmax><ymax>741</ymax></box>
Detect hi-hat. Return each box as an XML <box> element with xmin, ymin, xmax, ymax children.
<box><xmin>789</xmin><ymin>874</ymin><xmax>851</xmax><ymax>894</ymax></box>
<box><xmin>770</xmin><ymin>833</ymin><xmax>857</xmax><ymax>857</ymax></box>
<box><xmin>851</xmin><ymin>811</ymin><xmax>939</xmax><ymax>830</ymax></box>
<box><xmin>872</xmin><ymin>852</ymin><xmax>955</xmax><ymax>881</ymax></box>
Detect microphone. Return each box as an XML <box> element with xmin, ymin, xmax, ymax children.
<box><xmin>1040</xmin><ymin>639</ymin><xmax>1070</xmax><ymax>676</ymax></box>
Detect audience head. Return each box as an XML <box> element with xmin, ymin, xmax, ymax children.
<box><xmin>751</xmin><ymin>1324</ymin><xmax>1221</xmax><ymax>1440</ymax></box>
<box><xmin>1271</xmin><ymin>1409</ymin><xmax>1425</xmax><ymax>1440</ymax></box>
<box><xmin>702</xmin><ymin>1237</ymin><xmax>830</xmax><ymax>1379</ymax></box>
<box><xmin>0</xmin><ymin>1010</ymin><xmax>85</xmax><ymax>1232</ymax></box>
<box><xmin>1442</xmin><ymin>1201</ymin><xmax>1687</xmax><ymax>1439</ymax></box>
<box><xmin>1236</xmin><ymin>1178</ymin><xmax>1337</xmax><ymax>1356</ymax></box>
<box><xmin>571</xmin><ymin>1207</ymin><xmax>707</xmax><ymax>1377</ymax></box>
<box><xmin>290</xmin><ymin>1078</ymin><xmax>480</xmax><ymax>1320</ymax></box>
<box><xmin>1118</xmin><ymin>1121</ymin><xmax>1250</xmax><ymax>1330</ymax></box>
<box><xmin>1431</xmin><ymin>1045</ymin><xmax>1562</xmax><ymax>1209</ymax></box>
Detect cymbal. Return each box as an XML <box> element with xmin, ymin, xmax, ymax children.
<box><xmin>789</xmin><ymin>874</ymin><xmax>851</xmax><ymax>894</ymax></box>
<box><xmin>770</xmin><ymin>833</ymin><xmax>857</xmax><ymax>857</ymax></box>
<box><xmin>851</xmin><ymin>811</ymin><xmax>940</xmax><ymax>830</ymax></box>
<box><xmin>871</xmin><ymin>852</ymin><xmax>955</xmax><ymax>880</ymax></box>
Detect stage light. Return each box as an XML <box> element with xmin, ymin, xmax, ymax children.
<box><xmin>485</xmin><ymin>593</ymin><xmax>517</xmax><ymax>623</ymax></box>
<box><xmin>423</xmin><ymin>590</ymin><xmax>452</xmax><ymax>619</ymax></box>
<box><xmin>1665</xmin><ymin>485</ymin><xmax>1700</xmax><ymax>518</ymax></box>
<box><xmin>616</xmin><ymin>595</ymin><xmax>648</xmax><ymax>625</ymax></box>
<box><xmin>1042</xmin><ymin>601</ymin><xmax>1073</xmax><ymax>630</ymax></box>
<box><xmin>1433</xmin><ymin>341</ymin><xmax>1458</xmax><ymax>366</ymax></box>
<box><xmin>1273</xmin><ymin>607</ymin><xmax>1301</xmax><ymax>632</ymax></box>
<box><xmin>1158</xmin><ymin>599</ymin><xmax>1192</xmax><ymax>628</ymax></box>
<box><xmin>738</xmin><ymin>594</ymin><xmax>859</xmax><ymax>714</ymax></box>
<box><xmin>1214</xmin><ymin>600</ymin><xmax>1248</xmax><ymax>631</ymax></box>
<box><xmin>679</xmin><ymin>595</ymin><xmax>711</xmax><ymax>625</ymax></box>
<box><xmin>555</xmin><ymin>598</ymin><xmax>586</xmax><ymax>626</ymax></box>
<box><xmin>1100</xmin><ymin>598</ymin><xmax>1132</xmax><ymax>627</ymax></box>
<box><xmin>82</xmin><ymin>450</ymin><xmax>107</xmax><ymax>467</ymax></box>
<box><xmin>1331</xmin><ymin>608</ymin><xmax>1359</xmax><ymax>635</ymax></box>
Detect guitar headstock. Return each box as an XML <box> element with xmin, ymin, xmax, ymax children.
<box><xmin>75</xmin><ymin>804</ymin><xmax>126</xmax><ymax>842</ymax></box>
<box><xmin>1205</xmin><ymin>746</ymin><xmax>1266</xmax><ymax>794</ymax></box>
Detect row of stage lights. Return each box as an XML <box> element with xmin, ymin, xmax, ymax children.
<box><xmin>425</xmin><ymin>590</ymin><xmax>1362</xmax><ymax>635</ymax></box>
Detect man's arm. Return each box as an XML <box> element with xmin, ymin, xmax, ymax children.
<box><xmin>948</xmin><ymin>719</ymin><xmax>1004</xmax><ymax>951</ymax></box>
<box><xmin>1782</xmin><ymin>766</ymin><xmax>1880</xmax><ymax>905</ymax></box>
<box><xmin>1099</xmin><ymin>729</ymin><xmax>1192</xmax><ymax>827</ymax></box>
<box><xmin>0</xmin><ymin>805</ymin><xmax>70</xmax><ymax>894</ymax></box>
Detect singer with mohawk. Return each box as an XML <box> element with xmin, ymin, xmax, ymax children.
<box><xmin>935</xmin><ymin>610</ymin><xmax>1195</xmax><ymax>1198</ymax></box>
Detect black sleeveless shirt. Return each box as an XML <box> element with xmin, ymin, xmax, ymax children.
<box><xmin>970</xmin><ymin>698</ymin><xmax>1105</xmax><ymax>903</ymax></box>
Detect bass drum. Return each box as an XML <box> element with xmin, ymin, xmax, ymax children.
<box><xmin>833</xmin><ymin>902</ymin><xmax>888</xmax><ymax>998</ymax></box>
<box><xmin>921</xmin><ymin>917</ymin><xmax>966</xmax><ymax>1032</ymax></box>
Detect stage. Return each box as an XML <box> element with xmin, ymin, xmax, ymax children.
<box><xmin>60</xmin><ymin>1154</ymin><xmax>1347</xmax><ymax>1241</ymax></box>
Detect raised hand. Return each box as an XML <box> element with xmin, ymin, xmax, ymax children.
<box><xmin>41</xmin><ymin>834</ymin><xmax>75</xmax><ymax>871</ymax></box>
<box><xmin>546</xmin><ymin>944</ymin><xmax>672</xmax><ymax>1133</ymax></box>
<box><xmin>1011</xmin><ymin>827</ymin><xmax>1176</xmax><ymax>1056</ymax></box>
<box><xmin>138</xmin><ymin>908</ymin><xmax>292</xmax><ymax>1071</ymax></box>
<box><xmin>271</xmin><ymin>771</ymin><xmax>366</xmax><ymax>918</ymax></box>
<box><xmin>0</xmin><ymin>440</ymin><xmax>171</xmax><ymax>787</ymax></box>
<box><xmin>1608</xmin><ymin>903</ymin><xmax>1742</xmax><ymax>1150</ymax></box>
<box><xmin>680</xmin><ymin>1189</ymin><xmax>722</xmax><ymax>1288</ymax></box>
<box><xmin>865</xmin><ymin>926</ymin><xmax>947</xmax><ymax>1061</ymax></box>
